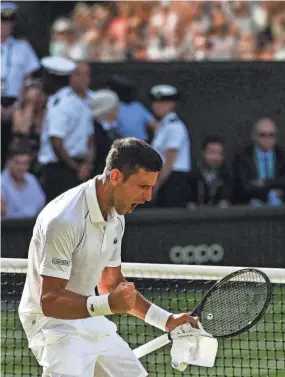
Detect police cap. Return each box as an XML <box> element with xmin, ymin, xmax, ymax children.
<box><xmin>41</xmin><ymin>56</ymin><xmax>77</xmax><ymax>76</ymax></box>
<box><xmin>1</xmin><ymin>2</ymin><xmax>17</xmax><ymax>22</ymax></box>
<box><xmin>149</xmin><ymin>85</ymin><xmax>180</xmax><ymax>102</ymax></box>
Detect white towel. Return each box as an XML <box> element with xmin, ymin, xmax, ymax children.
<box><xmin>170</xmin><ymin>321</ymin><xmax>218</xmax><ymax>372</ymax></box>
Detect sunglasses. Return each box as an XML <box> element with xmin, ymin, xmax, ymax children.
<box><xmin>258</xmin><ymin>132</ymin><xmax>276</xmax><ymax>138</ymax></box>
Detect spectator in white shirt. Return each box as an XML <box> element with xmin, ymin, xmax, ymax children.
<box><xmin>38</xmin><ymin>57</ymin><xmax>94</xmax><ymax>203</ymax></box>
<box><xmin>150</xmin><ymin>85</ymin><xmax>191</xmax><ymax>208</ymax></box>
<box><xmin>1</xmin><ymin>2</ymin><xmax>40</xmax><ymax>169</ymax></box>
<box><xmin>1</xmin><ymin>142</ymin><xmax>45</xmax><ymax>219</ymax></box>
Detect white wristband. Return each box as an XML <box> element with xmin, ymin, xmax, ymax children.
<box><xmin>87</xmin><ymin>295</ymin><xmax>113</xmax><ymax>317</ymax></box>
<box><xmin>145</xmin><ymin>304</ymin><xmax>172</xmax><ymax>331</ymax></box>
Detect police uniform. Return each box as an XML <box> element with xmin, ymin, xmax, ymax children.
<box><xmin>38</xmin><ymin>56</ymin><xmax>94</xmax><ymax>203</ymax></box>
<box><xmin>1</xmin><ymin>2</ymin><xmax>40</xmax><ymax>168</ymax></box>
<box><xmin>150</xmin><ymin>85</ymin><xmax>191</xmax><ymax>207</ymax></box>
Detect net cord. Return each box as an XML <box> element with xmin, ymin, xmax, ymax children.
<box><xmin>1</xmin><ymin>258</ymin><xmax>285</xmax><ymax>283</ymax></box>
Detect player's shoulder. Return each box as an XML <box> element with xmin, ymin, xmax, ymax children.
<box><xmin>40</xmin><ymin>185</ymin><xmax>87</xmax><ymax>235</ymax></box>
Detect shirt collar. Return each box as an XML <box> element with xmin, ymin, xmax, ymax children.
<box><xmin>256</xmin><ymin>147</ymin><xmax>273</xmax><ymax>156</ymax></box>
<box><xmin>85</xmin><ymin>177</ymin><xmax>117</xmax><ymax>224</ymax></box>
<box><xmin>3</xmin><ymin>168</ymin><xmax>28</xmax><ymax>186</ymax></box>
<box><xmin>161</xmin><ymin>112</ymin><xmax>177</xmax><ymax>125</ymax></box>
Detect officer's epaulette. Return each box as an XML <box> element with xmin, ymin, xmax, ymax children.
<box><xmin>169</xmin><ymin>116</ymin><xmax>178</xmax><ymax>122</ymax></box>
<box><xmin>53</xmin><ymin>97</ymin><xmax>60</xmax><ymax>106</ymax></box>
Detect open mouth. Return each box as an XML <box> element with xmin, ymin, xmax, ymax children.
<box><xmin>130</xmin><ymin>203</ymin><xmax>137</xmax><ymax>210</ymax></box>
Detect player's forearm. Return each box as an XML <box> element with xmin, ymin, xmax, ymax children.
<box><xmin>41</xmin><ymin>286</ymin><xmax>90</xmax><ymax>319</ymax></box>
<box><xmin>128</xmin><ymin>291</ymin><xmax>152</xmax><ymax>320</ymax></box>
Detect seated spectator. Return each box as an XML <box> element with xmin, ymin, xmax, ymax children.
<box><xmin>12</xmin><ymin>79</ymin><xmax>46</xmax><ymax>177</ymax></box>
<box><xmin>1</xmin><ymin>143</ymin><xmax>46</xmax><ymax>219</ymax></box>
<box><xmin>91</xmin><ymin>89</ymin><xmax>121</xmax><ymax>175</ymax></box>
<box><xmin>233</xmin><ymin>118</ymin><xmax>285</xmax><ymax>206</ymax></box>
<box><xmin>188</xmin><ymin>136</ymin><xmax>232</xmax><ymax>208</ymax></box>
<box><xmin>106</xmin><ymin>74</ymin><xmax>156</xmax><ymax>141</ymax></box>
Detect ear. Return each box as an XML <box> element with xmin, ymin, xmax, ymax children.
<box><xmin>109</xmin><ymin>169</ymin><xmax>123</xmax><ymax>186</ymax></box>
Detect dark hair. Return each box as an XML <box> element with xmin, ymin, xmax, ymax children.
<box><xmin>105</xmin><ymin>137</ymin><xmax>163</xmax><ymax>180</ymax></box>
<box><xmin>202</xmin><ymin>135</ymin><xmax>225</xmax><ymax>150</ymax></box>
<box><xmin>7</xmin><ymin>140</ymin><xmax>31</xmax><ymax>159</ymax></box>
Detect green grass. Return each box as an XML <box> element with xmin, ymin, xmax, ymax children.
<box><xmin>1</xmin><ymin>286</ymin><xmax>284</xmax><ymax>377</ymax></box>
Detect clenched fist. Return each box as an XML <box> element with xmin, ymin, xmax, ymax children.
<box><xmin>108</xmin><ymin>282</ymin><xmax>137</xmax><ymax>313</ymax></box>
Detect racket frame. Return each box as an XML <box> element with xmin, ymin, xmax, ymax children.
<box><xmin>190</xmin><ymin>268</ymin><xmax>272</xmax><ymax>339</ymax></box>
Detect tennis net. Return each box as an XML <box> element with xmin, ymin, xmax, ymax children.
<box><xmin>1</xmin><ymin>258</ymin><xmax>284</xmax><ymax>377</ymax></box>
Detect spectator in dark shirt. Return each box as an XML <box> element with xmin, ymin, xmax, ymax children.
<box><xmin>188</xmin><ymin>136</ymin><xmax>232</xmax><ymax>208</ymax></box>
<box><xmin>233</xmin><ymin>118</ymin><xmax>285</xmax><ymax>206</ymax></box>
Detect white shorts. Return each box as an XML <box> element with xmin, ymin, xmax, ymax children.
<box><xmin>19</xmin><ymin>314</ymin><xmax>148</xmax><ymax>377</ymax></box>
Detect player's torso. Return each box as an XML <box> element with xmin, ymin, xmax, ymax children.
<box><xmin>66</xmin><ymin>214</ymin><xmax>119</xmax><ymax>296</ymax></box>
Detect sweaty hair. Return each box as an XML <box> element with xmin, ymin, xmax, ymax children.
<box><xmin>105</xmin><ymin>137</ymin><xmax>163</xmax><ymax>180</ymax></box>
<box><xmin>202</xmin><ymin>135</ymin><xmax>225</xmax><ymax>151</ymax></box>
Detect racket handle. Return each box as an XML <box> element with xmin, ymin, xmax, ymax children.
<box><xmin>133</xmin><ymin>333</ymin><xmax>170</xmax><ymax>359</ymax></box>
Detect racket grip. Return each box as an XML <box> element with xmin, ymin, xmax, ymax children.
<box><xmin>133</xmin><ymin>333</ymin><xmax>170</xmax><ymax>359</ymax></box>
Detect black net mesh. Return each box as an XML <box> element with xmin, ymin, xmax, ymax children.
<box><xmin>1</xmin><ymin>273</ymin><xmax>284</xmax><ymax>377</ymax></box>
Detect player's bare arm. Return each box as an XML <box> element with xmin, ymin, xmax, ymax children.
<box><xmin>98</xmin><ymin>266</ymin><xmax>198</xmax><ymax>332</ymax></box>
<box><xmin>41</xmin><ymin>274</ymin><xmax>137</xmax><ymax>319</ymax></box>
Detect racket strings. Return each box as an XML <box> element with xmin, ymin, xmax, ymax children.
<box><xmin>201</xmin><ymin>270</ymin><xmax>269</xmax><ymax>337</ymax></box>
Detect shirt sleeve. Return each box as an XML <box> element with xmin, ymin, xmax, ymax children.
<box><xmin>23</xmin><ymin>41</ymin><xmax>41</xmax><ymax>75</ymax></box>
<box><xmin>47</xmin><ymin>105</ymin><xmax>70</xmax><ymax>139</ymax></box>
<box><xmin>141</xmin><ymin>104</ymin><xmax>155</xmax><ymax>124</ymax></box>
<box><xmin>164</xmin><ymin>123</ymin><xmax>185</xmax><ymax>150</ymax></box>
<box><xmin>107</xmin><ymin>216</ymin><xmax>125</xmax><ymax>267</ymax></box>
<box><xmin>39</xmin><ymin>221</ymin><xmax>80</xmax><ymax>279</ymax></box>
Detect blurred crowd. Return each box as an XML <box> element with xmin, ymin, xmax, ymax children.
<box><xmin>50</xmin><ymin>1</ymin><xmax>285</xmax><ymax>62</ymax></box>
<box><xmin>1</xmin><ymin>2</ymin><xmax>285</xmax><ymax>220</ymax></box>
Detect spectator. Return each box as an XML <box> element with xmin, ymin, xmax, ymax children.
<box><xmin>12</xmin><ymin>79</ymin><xmax>46</xmax><ymax>177</ymax></box>
<box><xmin>150</xmin><ymin>85</ymin><xmax>191</xmax><ymax>207</ymax></box>
<box><xmin>48</xmin><ymin>1</ymin><xmax>285</xmax><ymax>62</ymax></box>
<box><xmin>1</xmin><ymin>142</ymin><xmax>45</xmax><ymax>219</ymax></box>
<box><xmin>188</xmin><ymin>136</ymin><xmax>232</xmax><ymax>209</ymax></box>
<box><xmin>107</xmin><ymin>74</ymin><xmax>156</xmax><ymax>141</ymax></box>
<box><xmin>38</xmin><ymin>57</ymin><xmax>94</xmax><ymax>203</ymax></box>
<box><xmin>69</xmin><ymin>61</ymin><xmax>95</xmax><ymax>108</ymax></box>
<box><xmin>233</xmin><ymin>118</ymin><xmax>285</xmax><ymax>206</ymax></box>
<box><xmin>91</xmin><ymin>89</ymin><xmax>121</xmax><ymax>175</ymax></box>
<box><xmin>1</xmin><ymin>2</ymin><xmax>40</xmax><ymax>168</ymax></box>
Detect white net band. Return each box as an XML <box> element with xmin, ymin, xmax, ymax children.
<box><xmin>1</xmin><ymin>258</ymin><xmax>285</xmax><ymax>283</ymax></box>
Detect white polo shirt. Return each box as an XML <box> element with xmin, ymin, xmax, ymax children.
<box><xmin>151</xmin><ymin>112</ymin><xmax>191</xmax><ymax>172</ymax></box>
<box><xmin>38</xmin><ymin>87</ymin><xmax>94</xmax><ymax>164</ymax></box>
<box><xmin>1</xmin><ymin>37</ymin><xmax>40</xmax><ymax>98</ymax></box>
<box><xmin>19</xmin><ymin>177</ymin><xmax>125</xmax><ymax>321</ymax></box>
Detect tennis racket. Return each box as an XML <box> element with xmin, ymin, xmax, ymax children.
<box><xmin>134</xmin><ymin>268</ymin><xmax>272</xmax><ymax>359</ymax></box>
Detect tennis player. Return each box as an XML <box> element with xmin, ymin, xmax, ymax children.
<box><xmin>19</xmin><ymin>137</ymin><xmax>197</xmax><ymax>377</ymax></box>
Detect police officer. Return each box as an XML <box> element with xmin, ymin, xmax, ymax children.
<box><xmin>150</xmin><ymin>85</ymin><xmax>191</xmax><ymax>207</ymax></box>
<box><xmin>38</xmin><ymin>56</ymin><xmax>94</xmax><ymax>203</ymax></box>
<box><xmin>1</xmin><ymin>2</ymin><xmax>40</xmax><ymax>168</ymax></box>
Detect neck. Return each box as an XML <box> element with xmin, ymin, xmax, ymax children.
<box><xmin>95</xmin><ymin>175</ymin><xmax>114</xmax><ymax>220</ymax></box>
<box><xmin>257</xmin><ymin>145</ymin><xmax>272</xmax><ymax>153</ymax></box>
<box><xmin>9</xmin><ymin>171</ymin><xmax>25</xmax><ymax>187</ymax></box>
<box><xmin>1</xmin><ymin>35</ymin><xmax>10</xmax><ymax>44</ymax></box>
<box><xmin>72</xmin><ymin>87</ymin><xmax>86</xmax><ymax>98</ymax></box>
